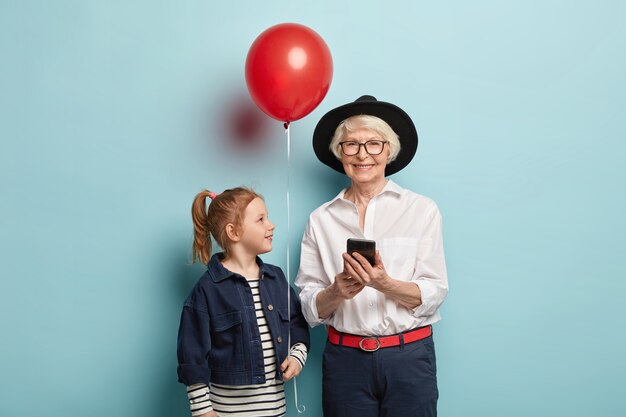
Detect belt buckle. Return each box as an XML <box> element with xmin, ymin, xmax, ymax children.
<box><xmin>359</xmin><ymin>337</ymin><xmax>381</xmax><ymax>352</ymax></box>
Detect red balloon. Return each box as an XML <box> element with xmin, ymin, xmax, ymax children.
<box><xmin>245</xmin><ymin>23</ymin><xmax>333</xmax><ymax>123</ymax></box>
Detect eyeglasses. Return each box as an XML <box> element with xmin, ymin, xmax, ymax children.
<box><xmin>339</xmin><ymin>140</ymin><xmax>388</xmax><ymax>156</ymax></box>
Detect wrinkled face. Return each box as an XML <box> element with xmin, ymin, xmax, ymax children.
<box><xmin>239</xmin><ymin>197</ymin><xmax>275</xmax><ymax>255</ymax></box>
<box><xmin>340</xmin><ymin>128</ymin><xmax>390</xmax><ymax>185</ymax></box>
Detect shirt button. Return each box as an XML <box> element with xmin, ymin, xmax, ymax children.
<box><xmin>277</xmin><ymin>336</ymin><xmax>283</xmax><ymax>343</ymax></box>
<box><xmin>268</xmin><ymin>304</ymin><xmax>274</xmax><ymax>311</ymax></box>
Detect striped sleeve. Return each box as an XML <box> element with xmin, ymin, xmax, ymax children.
<box><xmin>187</xmin><ymin>383</ymin><xmax>212</xmax><ymax>416</ymax></box>
<box><xmin>289</xmin><ymin>342</ymin><xmax>308</xmax><ymax>369</ymax></box>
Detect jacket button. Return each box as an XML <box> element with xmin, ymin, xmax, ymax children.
<box><xmin>267</xmin><ymin>304</ymin><xmax>274</xmax><ymax>311</ymax></box>
<box><xmin>277</xmin><ymin>336</ymin><xmax>283</xmax><ymax>343</ymax></box>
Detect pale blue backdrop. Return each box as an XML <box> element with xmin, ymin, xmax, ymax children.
<box><xmin>1</xmin><ymin>1</ymin><xmax>625</xmax><ymax>416</ymax></box>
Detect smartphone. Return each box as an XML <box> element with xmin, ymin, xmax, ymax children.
<box><xmin>346</xmin><ymin>238</ymin><xmax>376</xmax><ymax>266</ymax></box>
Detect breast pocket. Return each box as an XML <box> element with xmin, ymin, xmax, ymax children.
<box><xmin>208</xmin><ymin>311</ymin><xmax>244</xmax><ymax>371</ymax></box>
<box><xmin>378</xmin><ymin>237</ymin><xmax>419</xmax><ymax>281</ymax></box>
<box><xmin>275</xmin><ymin>308</ymin><xmax>290</xmax><ymax>358</ymax></box>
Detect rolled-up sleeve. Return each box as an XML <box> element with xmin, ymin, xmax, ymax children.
<box><xmin>177</xmin><ymin>296</ymin><xmax>212</xmax><ymax>386</ymax></box>
<box><xmin>412</xmin><ymin>204</ymin><xmax>449</xmax><ymax>318</ymax></box>
<box><xmin>295</xmin><ymin>220</ymin><xmax>328</xmax><ymax>327</ymax></box>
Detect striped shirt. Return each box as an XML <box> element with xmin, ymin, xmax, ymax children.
<box><xmin>186</xmin><ymin>278</ymin><xmax>308</xmax><ymax>416</ymax></box>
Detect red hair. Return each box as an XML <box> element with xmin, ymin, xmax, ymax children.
<box><xmin>191</xmin><ymin>187</ymin><xmax>261</xmax><ymax>264</ymax></box>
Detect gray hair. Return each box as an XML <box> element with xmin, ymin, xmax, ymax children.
<box><xmin>329</xmin><ymin>115</ymin><xmax>401</xmax><ymax>162</ymax></box>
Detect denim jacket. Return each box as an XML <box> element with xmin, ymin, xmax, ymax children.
<box><xmin>177</xmin><ymin>253</ymin><xmax>310</xmax><ymax>386</ymax></box>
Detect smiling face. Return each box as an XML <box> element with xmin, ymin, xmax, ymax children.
<box><xmin>340</xmin><ymin>128</ymin><xmax>390</xmax><ymax>187</ymax></box>
<box><xmin>238</xmin><ymin>197</ymin><xmax>275</xmax><ymax>256</ymax></box>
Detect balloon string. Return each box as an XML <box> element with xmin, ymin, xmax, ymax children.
<box><xmin>286</xmin><ymin>122</ymin><xmax>291</xmax><ymax>297</ymax></box>
<box><xmin>285</xmin><ymin>122</ymin><xmax>291</xmax><ymax>355</ymax></box>
<box><xmin>284</xmin><ymin>122</ymin><xmax>306</xmax><ymax>414</ymax></box>
<box><xmin>294</xmin><ymin>378</ymin><xmax>306</xmax><ymax>413</ymax></box>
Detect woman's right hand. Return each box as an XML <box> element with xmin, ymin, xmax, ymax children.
<box><xmin>332</xmin><ymin>270</ymin><xmax>365</xmax><ymax>300</ymax></box>
<box><xmin>316</xmin><ymin>259</ymin><xmax>365</xmax><ymax>319</ymax></box>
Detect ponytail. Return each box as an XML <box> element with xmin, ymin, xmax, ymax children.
<box><xmin>191</xmin><ymin>187</ymin><xmax>262</xmax><ymax>264</ymax></box>
<box><xmin>191</xmin><ymin>190</ymin><xmax>213</xmax><ymax>264</ymax></box>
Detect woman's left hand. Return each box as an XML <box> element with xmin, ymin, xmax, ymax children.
<box><xmin>280</xmin><ymin>356</ymin><xmax>303</xmax><ymax>382</ymax></box>
<box><xmin>343</xmin><ymin>250</ymin><xmax>391</xmax><ymax>291</ymax></box>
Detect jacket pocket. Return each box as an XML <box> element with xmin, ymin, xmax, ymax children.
<box><xmin>275</xmin><ymin>308</ymin><xmax>290</xmax><ymax>359</ymax></box>
<box><xmin>277</xmin><ymin>307</ymin><xmax>290</xmax><ymax>332</ymax></box>
<box><xmin>208</xmin><ymin>311</ymin><xmax>244</xmax><ymax>371</ymax></box>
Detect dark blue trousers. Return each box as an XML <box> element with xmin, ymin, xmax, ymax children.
<box><xmin>322</xmin><ymin>334</ymin><xmax>438</xmax><ymax>417</ymax></box>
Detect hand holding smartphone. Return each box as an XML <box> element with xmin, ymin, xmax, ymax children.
<box><xmin>346</xmin><ymin>238</ymin><xmax>376</xmax><ymax>266</ymax></box>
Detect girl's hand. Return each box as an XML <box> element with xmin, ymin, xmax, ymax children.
<box><xmin>280</xmin><ymin>356</ymin><xmax>302</xmax><ymax>382</ymax></box>
<box><xmin>197</xmin><ymin>411</ymin><xmax>217</xmax><ymax>417</ymax></box>
<box><xmin>343</xmin><ymin>250</ymin><xmax>391</xmax><ymax>291</ymax></box>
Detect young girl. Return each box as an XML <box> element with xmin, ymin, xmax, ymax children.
<box><xmin>177</xmin><ymin>187</ymin><xmax>310</xmax><ymax>417</ymax></box>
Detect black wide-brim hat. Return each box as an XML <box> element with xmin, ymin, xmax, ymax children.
<box><xmin>312</xmin><ymin>95</ymin><xmax>418</xmax><ymax>176</ymax></box>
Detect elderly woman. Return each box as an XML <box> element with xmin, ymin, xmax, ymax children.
<box><xmin>295</xmin><ymin>95</ymin><xmax>449</xmax><ymax>417</ymax></box>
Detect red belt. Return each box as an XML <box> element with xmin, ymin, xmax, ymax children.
<box><xmin>327</xmin><ymin>325</ymin><xmax>432</xmax><ymax>352</ymax></box>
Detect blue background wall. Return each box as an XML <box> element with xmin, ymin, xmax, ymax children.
<box><xmin>1</xmin><ymin>1</ymin><xmax>625</xmax><ymax>416</ymax></box>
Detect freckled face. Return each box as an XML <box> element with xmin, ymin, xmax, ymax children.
<box><xmin>239</xmin><ymin>197</ymin><xmax>275</xmax><ymax>255</ymax></box>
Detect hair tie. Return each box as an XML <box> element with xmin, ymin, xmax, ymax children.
<box><xmin>208</xmin><ymin>192</ymin><xmax>218</xmax><ymax>200</ymax></box>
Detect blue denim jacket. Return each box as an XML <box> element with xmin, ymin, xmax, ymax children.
<box><xmin>177</xmin><ymin>253</ymin><xmax>310</xmax><ymax>386</ymax></box>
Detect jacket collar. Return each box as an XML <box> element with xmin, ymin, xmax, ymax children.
<box><xmin>207</xmin><ymin>252</ymin><xmax>278</xmax><ymax>282</ymax></box>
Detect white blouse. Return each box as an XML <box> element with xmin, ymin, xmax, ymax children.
<box><xmin>295</xmin><ymin>180</ymin><xmax>448</xmax><ymax>336</ymax></box>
